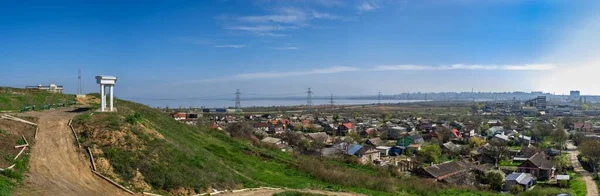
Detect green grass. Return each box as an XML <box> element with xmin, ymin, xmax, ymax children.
<box><xmin>498</xmin><ymin>160</ymin><xmax>520</xmax><ymax>167</ymax></box>
<box><xmin>570</xmin><ymin>173</ymin><xmax>586</xmax><ymax>196</ymax></box>
<box><xmin>272</xmin><ymin>191</ymin><xmax>325</xmax><ymax>196</ymax></box>
<box><xmin>0</xmin><ymin>87</ymin><xmax>74</xmax><ymax>111</ymax></box>
<box><xmin>0</xmin><ymin>154</ymin><xmax>30</xmax><ymax>196</ymax></box>
<box><xmin>72</xmin><ymin>98</ymin><xmax>503</xmax><ymax>195</ymax></box>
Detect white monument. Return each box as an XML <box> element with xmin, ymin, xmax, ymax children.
<box><xmin>95</xmin><ymin>75</ymin><xmax>117</xmax><ymax>112</ymax></box>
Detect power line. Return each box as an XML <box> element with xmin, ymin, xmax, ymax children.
<box><xmin>235</xmin><ymin>89</ymin><xmax>241</xmax><ymax>112</ymax></box>
<box><xmin>307</xmin><ymin>87</ymin><xmax>313</xmax><ymax>113</ymax></box>
<box><xmin>330</xmin><ymin>94</ymin><xmax>334</xmax><ymax>106</ymax></box>
<box><xmin>78</xmin><ymin>69</ymin><xmax>82</xmax><ymax>95</ymax></box>
<box><xmin>378</xmin><ymin>91</ymin><xmax>381</xmax><ymax>105</ymax></box>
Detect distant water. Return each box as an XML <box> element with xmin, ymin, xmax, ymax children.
<box><xmin>132</xmin><ymin>99</ymin><xmax>427</xmax><ymax>108</ymax></box>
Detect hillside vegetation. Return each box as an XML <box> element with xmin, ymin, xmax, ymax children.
<box><xmin>71</xmin><ymin>97</ymin><xmax>501</xmax><ymax>195</ymax></box>
<box><xmin>0</xmin><ymin>87</ymin><xmax>74</xmax><ymax>111</ymax></box>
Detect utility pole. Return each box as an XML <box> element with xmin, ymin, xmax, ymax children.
<box><xmin>78</xmin><ymin>69</ymin><xmax>82</xmax><ymax>95</ymax></box>
<box><xmin>471</xmin><ymin>88</ymin><xmax>474</xmax><ymax>102</ymax></box>
<box><xmin>378</xmin><ymin>91</ymin><xmax>381</xmax><ymax>105</ymax></box>
<box><xmin>330</xmin><ymin>94</ymin><xmax>334</xmax><ymax>106</ymax></box>
<box><xmin>235</xmin><ymin>89</ymin><xmax>241</xmax><ymax>112</ymax></box>
<box><xmin>307</xmin><ymin>88</ymin><xmax>313</xmax><ymax>113</ymax></box>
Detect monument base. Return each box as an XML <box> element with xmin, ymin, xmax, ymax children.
<box><xmin>95</xmin><ymin>108</ymin><xmax>118</xmax><ymax>113</ymax></box>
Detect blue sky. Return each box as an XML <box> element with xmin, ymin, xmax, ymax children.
<box><xmin>1</xmin><ymin>0</ymin><xmax>600</xmax><ymax>104</ymax></box>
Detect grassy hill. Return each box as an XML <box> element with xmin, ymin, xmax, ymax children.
<box><xmin>0</xmin><ymin>87</ymin><xmax>74</xmax><ymax>111</ymax></box>
<box><xmin>71</xmin><ymin>97</ymin><xmax>506</xmax><ymax>196</ymax></box>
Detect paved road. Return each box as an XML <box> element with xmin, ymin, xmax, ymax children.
<box><xmin>567</xmin><ymin>141</ymin><xmax>599</xmax><ymax>196</ymax></box>
<box><xmin>12</xmin><ymin>108</ymin><xmax>128</xmax><ymax>196</ymax></box>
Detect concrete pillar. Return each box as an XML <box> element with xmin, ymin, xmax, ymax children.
<box><xmin>100</xmin><ymin>84</ymin><xmax>105</xmax><ymax>111</ymax></box>
<box><xmin>109</xmin><ymin>85</ymin><xmax>114</xmax><ymax>111</ymax></box>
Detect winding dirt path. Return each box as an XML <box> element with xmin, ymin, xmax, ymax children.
<box><xmin>12</xmin><ymin>108</ymin><xmax>127</xmax><ymax>196</ymax></box>
<box><xmin>567</xmin><ymin>141</ymin><xmax>598</xmax><ymax>196</ymax></box>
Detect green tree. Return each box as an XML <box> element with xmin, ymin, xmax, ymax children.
<box><xmin>582</xmin><ymin>104</ymin><xmax>590</xmax><ymax>111</ymax></box>
<box><xmin>551</xmin><ymin>124</ymin><xmax>568</xmax><ymax>153</ymax></box>
<box><xmin>485</xmin><ymin>170</ymin><xmax>505</xmax><ymax>191</ymax></box>
<box><xmin>420</xmin><ymin>143</ymin><xmax>442</xmax><ymax>164</ymax></box>
<box><xmin>333</xmin><ymin>113</ymin><xmax>340</xmax><ymax>122</ymax></box>
<box><xmin>469</xmin><ymin>137</ymin><xmax>486</xmax><ymax>148</ymax></box>
<box><xmin>580</xmin><ymin>140</ymin><xmax>600</xmax><ymax>174</ymax></box>
<box><xmin>554</xmin><ymin>154</ymin><xmax>570</xmax><ymax>173</ymax></box>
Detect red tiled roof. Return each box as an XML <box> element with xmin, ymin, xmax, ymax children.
<box><xmin>173</xmin><ymin>113</ymin><xmax>186</xmax><ymax>118</ymax></box>
<box><xmin>452</xmin><ymin>129</ymin><xmax>462</xmax><ymax>139</ymax></box>
<box><xmin>343</xmin><ymin>123</ymin><xmax>353</xmax><ymax>129</ymax></box>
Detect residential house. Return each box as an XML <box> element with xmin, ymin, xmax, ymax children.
<box><xmin>421</xmin><ymin>161</ymin><xmax>474</xmax><ymax>185</ymax></box>
<box><xmin>505</xmin><ymin>173</ymin><xmax>536</xmax><ymax>191</ymax></box>
<box><xmin>442</xmin><ymin>142</ymin><xmax>462</xmax><ymax>154</ymax></box>
<box><xmin>517</xmin><ymin>152</ymin><xmax>555</xmax><ymax>180</ymax></box>
<box><xmin>172</xmin><ymin>112</ymin><xmax>186</xmax><ymax>121</ymax></box>
<box><xmin>387</xmin><ymin>126</ymin><xmax>407</xmax><ymax>140</ymax></box>
<box><xmin>337</xmin><ymin>123</ymin><xmax>354</xmax><ymax>136</ymax></box>
<box><xmin>346</xmin><ymin>144</ymin><xmax>380</xmax><ymax>165</ymax></box>
<box><xmin>361</xmin><ymin>128</ymin><xmax>377</xmax><ymax>138</ymax></box>
<box><xmin>375</xmin><ymin>146</ymin><xmax>391</xmax><ymax>157</ymax></box>
<box><xmin>487</xmin><ymin>119</ymin><xmax>503</xmax><ymax>127</ymax></box>
<box><xmin>366</xmin><ymin>138</ymin><xmax>384</xmax><ymax>146</ymax></box>
<box><xmin>321</xmin><ymin>142</ymin><xmax>347</xmax><ymax>157</ymax></box>
<box><xmin>493</xmin><ymin>133</ymin><xmax>511</xmax><ymax>143</ymax></box>
<box><xmin>573</xmin><ymin>122</ymin><xmax>593</xmax><ymax>132</ymax></box>
<box><xmin>261</xmin><ymin>137</ymin><xmax>285</xmax><ymax>148</ymax></box>
<box><xmin>306</xmin><ymin>132</ymin><xmax>330</xmax><ymax>144</ymax></box>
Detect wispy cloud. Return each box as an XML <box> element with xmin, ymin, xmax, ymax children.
<box><xmin>375</xmin><ymin>64</ymin><xmax>556</xmax><ymax>71</ymax></box>
<box><xmin>185</xmin><ymin>64</ymin><xmax>555</xmax><ymax>83</ymax></box>
<box><xmin>222</xmin><ymin>6</ymin><xmax>347</xmax><ymax>36</ymax></box>
<box><xmin>213</xmin><ymin>45</ymin><xmax>246</xmax><ymax>48</ymax></box>
<box><xmin>357</xmin><ymin>2</ymin><xmax>379</xmax><ymax>12</ymax></box>
<box><xmin>273</xmin><ymin>46</ymin><xmax>298</xmax><ymax>50</ymax></box>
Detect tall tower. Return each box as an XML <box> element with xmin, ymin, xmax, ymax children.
<box><xmin>235</xmin><ymin>89</ymin><xmax>241</xmax><ymax>112</ymax></box>
<box><xmin>78</xmin><ymin>69</ymin><xmax>82</xmax><ymax>95</ymax></box>
<box><xmin>330</xmin><ymin>94</ymin><xmax>334</xmax><ymax>106</ymax></box>
<box><xmin>307</xmin><ymin>88</ymin><xmax>313</xmax><ymax>113</ymax></box>
<box><xmin>378</xmin><ymin>91</ymin><xmax>381</xmax><ymax>105</ymax></box>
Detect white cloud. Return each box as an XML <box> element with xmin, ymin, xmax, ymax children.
<box><xmin>213</xmin><ymin>45</ymin><xmax>246</xmax><ymax>48</ymax></box>
<box><xmin>189</xmin><ymin>64</ymin><xmax>554</xmax><ymax>83</ymax></box>
<box><xmin>231</xmin><ymin>66</ymin><xmax>358</xmax><ymax>80</ymax></box>
<box><xmin>357</xmin><ymin>2</ymin><xmax>379</xmax><ymax>12</ymax></box>
<box><xmin>273</xmin><ymin>46</ymin><xmax>298</xmax><ymax>50</ymax></box>
<box><xmin>375</xmin><ymin>64</ymin><xmax>555</xmax><ymax>71</ymax></box>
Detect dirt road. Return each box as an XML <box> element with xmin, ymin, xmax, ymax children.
<box><xmin>567</xmin><ymin>141</ymin><xmax>599</xmax><ymax>196</ymax></box>
<box><xmin>13</xmin><ymin>108</ymin><xmax>128</xmax><ymax>196</ymax></box>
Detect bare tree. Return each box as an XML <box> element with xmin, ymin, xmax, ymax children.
<box><xmin>484</xmin><ymin>139</ymin><xmax>509</xmax><ymax>167</ymax></box>
<box><xmin>225</xmin><ymin>122</ymin><xmax>253</xmax><ymax>139</ymax></box>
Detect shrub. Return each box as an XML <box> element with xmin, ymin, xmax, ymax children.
<box><xmin>125</xmin><ymin>112</ymin><xmax>142</xmax><ymax>124</ymax></box>
<box><xmin>509</xmin><ymin>185</ymin><xmax>523</xmax><ymax>195</ymax></box>
<box><xmin>485</xmin><ymin>170</ymin><xmax>505</xmax><ymax>191</ymax></box>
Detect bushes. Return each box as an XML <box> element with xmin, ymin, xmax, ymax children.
<box><xmin>509</xmin><ymin>185</ymin><xmax>523</xmax><ymax>195</ymax></box>
<box><xmin>125</xmin><ymin>112</ymin><xmax>142</xmax><ymax>124</ymax></box>
<box><xmin>104</xmin><ymin>148</ymin><xmax>139</xmax><ymax>180</ymax></box>
<box><xmin>485</xmin><ymin>170</ymin><xmax>505</xmax><ymax>191</ymax></box>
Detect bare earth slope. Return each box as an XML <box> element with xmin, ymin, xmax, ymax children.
<box><xmin>13</xmin><ymin>108</ymin><xmax>127</xmax><ymax>196</ymax></box>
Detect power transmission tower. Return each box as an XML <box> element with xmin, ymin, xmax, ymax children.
<box><xmin>78</xmin><ymin>69</ymin><xmax>82</xmax><ymax>95</ymax></box>
<box><xmin>235</xmin><ymin>89</ymin><xmax>241</xmax><ymax>112</ymax></box>
<box><xmin>307</xmin><ymin>88</ymin><xmax>313</xmax><ymax>113</ymax></box>
<box><xmin>378</xmin><ymin>91</ymin><xmax>381</xmax><ymax>105</ymax></box>
<box><xmin>330</xmin><ymin>94</ymin><xmax>334</xmax><ymax>106</ymax></box>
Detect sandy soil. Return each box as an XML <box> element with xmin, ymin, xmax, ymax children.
<box><xmin>567</xmin><ymin>141</ymin><xmax>599</xmax><ymax>196</ymax></box>
<box><xmin>12</xmin><ymin>108</ymin><xmax>128</xmax><ymax>196</ymax></box>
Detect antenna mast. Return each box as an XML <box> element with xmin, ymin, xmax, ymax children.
<box><xmin>307</xmin><ymin>88</ymin><xmax>313</xmax><ymax>113</ymax></box>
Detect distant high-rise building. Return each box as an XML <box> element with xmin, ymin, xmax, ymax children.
<box><xmin>570</xmin><ymin>90</ymin><xmax>581</xmax><ymax>101</ymax></box>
